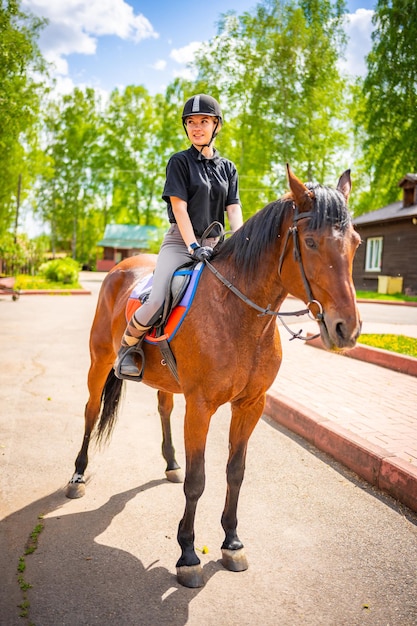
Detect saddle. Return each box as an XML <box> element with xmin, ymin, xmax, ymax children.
<box><xmin>124</xmin><ymin>261</ymin><xmax>205</xmax><ymax>382</ymax></box>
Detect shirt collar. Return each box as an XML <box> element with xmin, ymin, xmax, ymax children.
<box><xmin>189</xmin><ymin>145</ymin><xmax>220</xmax><ymax>162</ymax></box>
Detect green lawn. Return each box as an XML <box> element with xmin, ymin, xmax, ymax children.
<box><xmin>356</xmin><ymin>290</ymin><xmax>417</xmax><ymax>303</ymax></box>
<box><xmin>357</xmin><ymin>334</ymin><xmax>417</xmax><ymax>358</ymax></box>
<box><xmin>14</xmin><ymin>275</ymin><xmax>82</xmax><ymax>290</ymax></box>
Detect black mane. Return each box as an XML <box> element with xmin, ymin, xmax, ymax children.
<box><xmin>214</xmin><ymin>183</ymin><xmax>351</xmax><ymax>278</ymax></box>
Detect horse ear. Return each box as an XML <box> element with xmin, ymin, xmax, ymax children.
<box><xmin>337</xmin><ymin>169</ymin><xmax>351</xmax><ymax>201</ymax></box>
<box><xmin>286</xmin><ymin>163</ymin><xmax>314</xmax><ymax>211</ymax></box>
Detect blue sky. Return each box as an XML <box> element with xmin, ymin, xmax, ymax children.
<box><xmin>22</xmin><ymin>0</ymin><xmax>376</xmax><ymax>96</ymax></box>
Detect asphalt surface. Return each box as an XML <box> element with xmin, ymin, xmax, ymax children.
<box><xmin>1</xmin><ymin>273</ymin><xmax>417</xmax><ymax>626</ymax></box>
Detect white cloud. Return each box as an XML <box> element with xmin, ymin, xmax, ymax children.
<box><xmin>152</xmin><ymin>60</ymin><xmax>167</xmax><ymax>71</ymax></box>
<box><xmin>340</xmin><ymin>9</ymin><xmax>374</xmax><ymax>77</ymax></box>
<box><xmin>166</xmin><ymin>41</ymin><xmax>202</xmax><ymax>84</ymax></box>
<box><xmin>22</xmin><ymin>0</ymin><xmax>158</xmax><ymax>75</ymax></box>
<box><xmin>170</xmin><ymin>41</ymin><xmax>202</xmax><ymax>65</ymax></box>
<box><xmin>173</xmin><ymin>67</ymin><xmax>198</xmax><ymax>82</ymax></box>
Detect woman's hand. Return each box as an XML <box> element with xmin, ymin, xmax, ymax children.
<box><xmin>191</xmin><ymin>245</ymin><xmax>213</xmax><ymax>262</ymax></box>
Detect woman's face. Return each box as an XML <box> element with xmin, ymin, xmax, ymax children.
<box><xmin>185</xmin><ymin>115</ymin><xmax>219</xmax><ymax>148</ymax></box>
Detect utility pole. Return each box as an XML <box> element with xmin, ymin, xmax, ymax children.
<box><xmin>14</xmin><ymin>173</ymin><xmax>22</xmax><ymax>244</ymax></box>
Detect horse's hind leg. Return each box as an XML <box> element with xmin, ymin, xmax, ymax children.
<box><xmin>66</xmin><ymin>355</ymin><xmax>114</xmax><ymax>499</ymax></box>
<box><xmin>158</xmin><ymin>390</ymin><xmax>183</xmax><ymax>483</ymax></box>
<box><xmin>220</xmin><ymin>394</ymin><xmax>265</xmax><ymax>573</ymax></box>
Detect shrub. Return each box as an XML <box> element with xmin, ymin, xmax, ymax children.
<box><xmin>39</xmin><ymin>257</ymin><xmax>80</xmax><ymax>284</ymax></box>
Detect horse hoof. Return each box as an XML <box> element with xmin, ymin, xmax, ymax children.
<box><xmin>221</xmin><ymin>548</ymin><xmax>248</xmax><ymax>572</ymax></box>
<box><xmin>65</xmin><ymin>482</ymin><xmax>86</xmax><ymax>499</ymax></box>
<box><xmin>176</xmin><ymin>564</ymin><xmax>205</xmax><ymax>588</ymax></box>
<box><xmin>165</xmin><ymin>468</ymin><xmax>184</xmax><ymax>483</ymax></box>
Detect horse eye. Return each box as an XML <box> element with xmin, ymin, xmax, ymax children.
<box><xmin>305</xmin><ymin>237</ymin><xmax>317</xmax><ymax>249</ymax></box>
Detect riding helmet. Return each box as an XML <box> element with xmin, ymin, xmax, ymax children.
<box><xmin>182</xmin><ymin>94</ymin><xmax>223</xmax><ymax>124</ymax></box>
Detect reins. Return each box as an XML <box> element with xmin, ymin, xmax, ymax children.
<box><xmin>203</xmin><ymin>203</ymin><xmax>325</xmax><ymax>342</ymax></box>
<box><xmin>204</xmin><ymin>259</ymin><xmax>318</xmax><ymax>342</ymax></box>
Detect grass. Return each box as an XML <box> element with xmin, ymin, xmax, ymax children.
<box><xmin>14</xmin><ymin>275</ymin><xmax>82</xmax><ymax>290</ymax></box>
<box><xmin>17</xmin><ymin>516</ymin><xmax>44</xmax><ymax>621</ymax></box>
<box><xmin>356</xmin><ymin>290</ymin><xmax>417</xmax><ymax>303</ymax></box>
<box><xmin>358</xmin><ymin>334</ymin><xmax>417</xmax><ymax>358</ymax></box>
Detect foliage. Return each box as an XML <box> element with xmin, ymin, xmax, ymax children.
<box><xmin>7</xmin><ymin>0</ymin><xmax>417</xmax><ymax>262</ymax></box>
<box><xmin>0</xmin><ymin>0</ymin><xmax>47</xmax><ymax>232</ymax></box>
<box><xmin>193</xmin><ymin>0</ymin><xmax>350</xmax><ymax>217</ymax></box>
<box><xmin>34</xmin><ymin>88</ymin><xmax>102</xmax><ymax>262</ymax></box>
<box><xmin>39</xmin><ymin>257</ymin><xmax>80</xmax><ymax>284</ymax></box>
<box><xmin>353</xmin><ymin>0</ymin><xmax>417</xmax><ymax>213</ymax></box>
<box><xmin>14</xmin><ymin>274</ymin><xmax>81</xmax><ymax>290</ymax></box>
<box><xmin>358</xmin><ymin>334</ymin><xmax>417</xmax><ymax>358</ymax></box>
<box><xmin>0</xmin><ymin>231</ymin><xmax>48</xmax><ymax>275</ymax></box>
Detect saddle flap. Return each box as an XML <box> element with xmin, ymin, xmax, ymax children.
<box><xmin>160</xmin><ymin>271</ymin><xmax>192</xmax><ymax>324</ymax></box>
<box><xmin>126</xmin><ymin>262</ymin><xmax>204</xmax><ymax>343</ymax></box>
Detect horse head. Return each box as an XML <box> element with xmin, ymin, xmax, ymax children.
<box><xmin>283</xmin><ymin>165</ymin><xmax>362</xmax><ymax>351</ymax></box>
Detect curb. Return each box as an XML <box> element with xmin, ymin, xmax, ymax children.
<box><xmin>306</xmin><ymin>334</ymin><xmax>417</xmax><ymax>378</ymax></box>
<box><xmin>264</xmin><ymin>390</ymin><xmax>417</xmax><ymax>514</ymax></box>
<box><xmin>17</xmin><ymin>289</ymin><xmax>92</xmax><ymax>296</ymax></box>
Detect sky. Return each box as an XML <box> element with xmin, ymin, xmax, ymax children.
<box><xmin>21</xmin><ymin>0</ymin><xmax>377</xmax><ymax>97</ymax></box>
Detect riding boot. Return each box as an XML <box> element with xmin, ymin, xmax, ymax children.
<box><xmin>114</xmin><ymin>315</ymin><xmax>151</xmax><ymax>378</ymax></box>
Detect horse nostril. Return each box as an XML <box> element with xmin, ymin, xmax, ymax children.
<box><xmin>335</xmin><ymin>321</ymin><xmax>346</xmax><ymax>341</ymax></box>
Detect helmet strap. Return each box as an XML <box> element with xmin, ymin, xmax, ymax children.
<box><xmin>198</xmin><ymin>119</ymin><xmax>219</xmax><ymax>160</ymax></box>
<box><xmin>183</xmin><ymin>118</ymin><xmax>220</xmax><ymax>160</ymax></box>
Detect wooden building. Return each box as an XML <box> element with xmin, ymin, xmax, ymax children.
<box><xmin>352</xmin><ymin>174</ymin><xmax>417</xmax><ymax>295</ymax></box>
<box><xmin>96</xmin><ymin>224</ymin><xmax>159</xmax><ymax>271</ymax></box>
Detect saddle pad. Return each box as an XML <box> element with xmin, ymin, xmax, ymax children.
<box><xmin>126</xmin><ymin>262</ymin><xmax>204</xmax><ymax>344</ymax></box>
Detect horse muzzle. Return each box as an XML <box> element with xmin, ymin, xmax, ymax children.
<box><xmin>319</xmin><ymin>310</ymin><xmax>362</xmax><ymax>352</ymax></box>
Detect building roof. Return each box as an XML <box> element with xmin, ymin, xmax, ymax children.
<box><xmin>97</xmin><ymin>224</ymin><xmax>159</xmax><ymax>249</ymax></box>
<box><xmin>353</xmin><ymin>172</ymin><xmax>417</xmax><ymax>226</ymax></box>
<box><xmin>353</xmin><ymin>201</ymin><xmax>417</xmax><ymax>226</ymax></box>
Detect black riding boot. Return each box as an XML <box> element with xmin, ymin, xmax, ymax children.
<box><xmin>114</xmin><ymin>317</ymin><xmax>151</xmax><ymax>379</ymax></box>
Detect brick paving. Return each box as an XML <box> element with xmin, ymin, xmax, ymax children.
<box><xmin>265</xmin><ymin>318</ymin><xmax>417</xmax><ymax>513</ymax></box>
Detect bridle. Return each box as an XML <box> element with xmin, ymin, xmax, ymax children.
<box><xmin>203</xmin><ymin>204</ymin><xmax>325</xmax><ymax>342</ymax></box>
<box><xmin>277</xmin><ymin>202</ymin><xmax>324</xmax><ymax>325</ymax></box>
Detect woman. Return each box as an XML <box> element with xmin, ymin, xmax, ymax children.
<box><xmin>115</xmin><ymin>93</ymin><xmax>243</xmax><ymax>378</ymax></box>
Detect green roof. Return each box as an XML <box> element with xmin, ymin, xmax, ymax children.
<box><xmin>97</xmin><ymin>224</ymin><xmax>159</xmax><ymax>250</ymax></box>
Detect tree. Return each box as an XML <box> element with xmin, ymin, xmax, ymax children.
<box><xmin>194</xmin><ymin>0</ymin><xmax>350</xmax><ymax>218</ymax></box>
<box><xmin>356</xmin><ymin>0</ymin><xmax>417</xmax><ymax>212</ymax></box>
<box><xmin>35</xmin><ymin>88</ymin><xmax>101</xmax><ymax>262</ymax></box>
<box><xmin>100</xmin><ymin>85</ymin><xmax>174</xmax><ymax>226</ymax></box>
<box><xmin>0</xmin><ymin>0</ymin><xmax>46</xmax><ymax>234</ymax></box>
<box><xmin>33</xmin><ymin>81</ymin><xmax>189</xmax><ymax>264</ymax></box>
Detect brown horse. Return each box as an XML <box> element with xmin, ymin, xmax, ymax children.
<box><xmin>66</xmin><ymin>166</ymin><xmax>361</xmax><ymax>588</ymax></box>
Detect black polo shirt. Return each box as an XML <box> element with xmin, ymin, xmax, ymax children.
<box><xmin>162</xmin><ymin>145</ymin><xmax>240</xmax><ymax>237</ymax></box>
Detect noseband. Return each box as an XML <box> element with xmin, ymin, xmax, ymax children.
<box><xmin>278</xmin><ymin>202</ymin><xmax>324</xmax><ymax>323</ymax></box>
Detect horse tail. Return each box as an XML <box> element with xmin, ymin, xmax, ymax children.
<box><xmin>95</xmin><ymin>369</ymin><xmax>125</xmax><ymax>445</ymax></box>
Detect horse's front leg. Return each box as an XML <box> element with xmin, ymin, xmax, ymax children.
<box><xmin>220</xmin><ymin>394</ymin><xmax>265</xmax><ymax>572</ymax></box>
<box><xmin>157</xmin><ymin>390</ymin><xmax>183</xmax><ymax>483</ymax></box>
<box><xmin>176</xmin><ymin>406</ymin><xmax>211</xmax><ymax>588</ymax></box>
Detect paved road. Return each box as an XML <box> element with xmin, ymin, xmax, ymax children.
<box><xmin>1</xmin><ymin>275</ymin><xmax>417</xmax><ymax>626</ymax></box>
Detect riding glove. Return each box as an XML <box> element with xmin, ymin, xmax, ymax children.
<box><xmin>192</xmin><ymin>246</ymin><xmax>213</xmax><ymax>262</ymax></box>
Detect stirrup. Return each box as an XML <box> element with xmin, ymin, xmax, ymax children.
<box><xmin>114</xmin><ymin>346</ymin><xmax>145</xmax><ymax>382</ymax></box>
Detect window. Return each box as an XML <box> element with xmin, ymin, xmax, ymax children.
<box><xmin>365</xmin><ymin>236</ymin><xmax>383</xmax><ymax>272</ymax></box>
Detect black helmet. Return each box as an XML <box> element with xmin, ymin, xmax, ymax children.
<box><xmin>182</xmin><ymin>94</ymin><xmax>223</xmax><ymax>124</ymax></box>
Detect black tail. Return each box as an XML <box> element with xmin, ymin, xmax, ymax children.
<box><xmin>95</xmin><ymin>369</ymin><xmax>125</xmax><ymax>445</ymax></box>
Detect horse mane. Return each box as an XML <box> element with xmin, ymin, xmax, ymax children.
<box><xmin>214</xmin><ymin>182</ymin><xmax>352</xmax><ymax>277</ymax></box>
